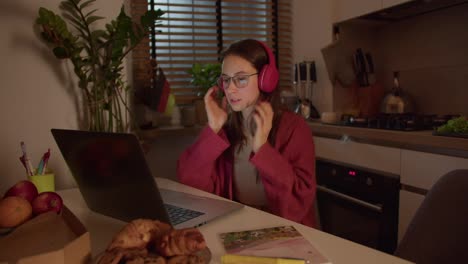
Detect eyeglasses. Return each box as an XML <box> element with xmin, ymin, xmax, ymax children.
<box><xmin>217</xmin><ymin>73</ymin><xmax>258</xmax><ymax>90</ymax></box>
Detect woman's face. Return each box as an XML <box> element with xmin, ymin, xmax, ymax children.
<box><xmin>221</xmin><ymin>55</ymin><xmax>260</xmax><ymax>116</ymax></box>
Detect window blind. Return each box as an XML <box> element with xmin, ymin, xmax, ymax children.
<box><xmin>131</xmin><ymin>0</ymin><xmax>292</xmax><ymax>105</ymax></box>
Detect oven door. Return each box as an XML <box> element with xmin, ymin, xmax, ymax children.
<box><xmin>317</xmin><ymin>185</ymin><xmax>385</xmax><ymax>251</ymax></box>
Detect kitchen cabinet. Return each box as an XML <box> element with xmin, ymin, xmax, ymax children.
<box><xmin>332</xmin><ymin>0</ymin><xmax>381</xmax><ymax>23</ymax></box>
<box><xmin>398</xmin><ymin>149</ymin><xmax>468</xmax><ymax>241</ymax></box>
<box><xmin>314</xmin><ymin>136</ymin><xmax>401</xmax><ymax>174</ymax></box>
<box><xmin>332</xmin><ymin>0</ymin><xmax>415</xmax><ymax>23</ymax></box>
<box><xmin>400</xmin><ymin>150</ymin><xmax>468</xmax><ymax>190</ymax></box>
<box><xmin>398</xmin><ymin>190</ymin><xmax>425</xmax><ymax>242</ymax></box>
<box><xmin>382</xmin><ymin>0</ymin><xmax>414</xmax><ymax>9</ymax></box>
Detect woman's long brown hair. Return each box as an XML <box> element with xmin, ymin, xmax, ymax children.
<box><xmin>221</xmin><ymin>39</ymin><xmax>286</xmax><ymax>154</ymax></box>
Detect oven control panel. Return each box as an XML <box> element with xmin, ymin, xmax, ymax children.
<box><xmin>316</xmin><ymin>158</ymin><xmax>400</xmax><ymax>204</ymax></box>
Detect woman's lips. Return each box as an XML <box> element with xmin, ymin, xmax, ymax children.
<box><xmin>229</xmin><ymin>98</ymin><xmax>241</xmax><ymax>104</ymax></box>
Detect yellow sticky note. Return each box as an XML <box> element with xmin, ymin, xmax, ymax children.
<box><xmin>221</xmin><ymin>254</ymin><xmax>305</xmax><ymax>264</ymax></box>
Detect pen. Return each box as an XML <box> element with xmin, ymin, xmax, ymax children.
<box><xmin>20</xmin><ymin>141</ymin><xmax>35</xmax><ymax>176</ymax></box>
<box><xmin>19</xmin><ymin>156</ymin><xmax>29</xmax><ymax>175</ymax></box>
<box><xmin>221</xmin><ymin>254</ymin><xmax>306</xmax><ymax>264</ymax></box>
<box><xmin>40</xmin><ymin>149</ymin><xmax>51</xmax><ymax>175</ymax></box>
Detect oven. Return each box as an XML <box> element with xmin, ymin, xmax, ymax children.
<box><xmin>315</xmin><ymin>158</ymin><xmax>400</xmax><ymax>254</ymax></box>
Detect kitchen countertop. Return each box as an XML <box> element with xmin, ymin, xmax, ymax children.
<box><xmin>308</xmin><ymin>120</ymin><xmax>468</xmax><ymax>158</ymax></box>
<box><xmin>136</xmin><ymin>121</ymin><xmax>468</xmax><ymax>158</ymax></box>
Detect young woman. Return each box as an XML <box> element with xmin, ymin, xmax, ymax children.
<box><xmin>177</xmin><ymin>39</ymin><xmax>317</xmax><ymax>228</ymax></box>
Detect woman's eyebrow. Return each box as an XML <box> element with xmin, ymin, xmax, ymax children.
<box><xmin>222</xmin><ymin>71</ymin><xmax>250</xmax><ymax>76</ymax></box>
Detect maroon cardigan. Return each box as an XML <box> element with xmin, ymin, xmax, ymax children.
<box><xmin>177</xmin><ymin>111</ymin><xmax>317</xmax><ymax>228</ymax></box>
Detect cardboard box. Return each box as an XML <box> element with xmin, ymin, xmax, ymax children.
<box><xmin>0</xmin><ymin>206</ymin><xmax>91</xmax><ymax>264</ymax></box>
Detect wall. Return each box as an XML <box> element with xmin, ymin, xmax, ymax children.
<box><xmin>377</xmin><ymin>4</ymin><xmax>468</xmax><ymax>115</ymax></box>
<box><xmin>334</xmin><ymin>4</ymin><xmax>468</xmax><ymax>116</ymax></box>
<box><xmin>0</xmin><ymin>0</ymin><xmax>126</xmax><ymax>194</ymax></box>
<box><xmin>292</xmin><ymin>0</ymin><xmax>335</xmax><ymax>115</ymax></box>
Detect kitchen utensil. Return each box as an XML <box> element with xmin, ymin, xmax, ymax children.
<box><xmin>294</xmin><ymin>62</ymin><xmax>319</xmax><ymax>119</ymax></box>
<box><xmin>355</xmin><ymin>48</ymin><xmax>368</xmax><ymax>87</ymax></box>
<box><xmin>365</xmin><ymin>52</ymin><xmax>376</xmax><ymax>85</ymax></box>
<box><xmin>380</xmin><ymin>71</ymin><xmax>414</xmax><ymax>114</ymax></box>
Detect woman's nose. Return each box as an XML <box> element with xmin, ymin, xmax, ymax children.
<box><xmin>224</xmin><ymin>80</ymin><xmax>238</xmax><ymax>93</ymax></box>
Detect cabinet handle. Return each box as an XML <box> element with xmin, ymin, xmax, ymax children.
<box><xmin>317</xmin><ymin>185</ymin><xmax>382</xmax><ymax>212</ymax></box>
<box><xmin>400</xmin><ymin>183</ymin><xmax>428</xmax><ymax>196</ymax></box>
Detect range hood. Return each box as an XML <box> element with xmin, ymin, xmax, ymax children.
<box><xmin>361</xmin><ymin>0</ymin><xmax>468</xmax><ymax>21</ymax></box>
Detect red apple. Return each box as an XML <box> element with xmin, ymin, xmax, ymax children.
<box><xmin>31</xmin><ymin>192</ymin><xmax>63</xmax><ymax>215</ymax></box>
<box><xmin>4</xmin><ymin>180</ymin><xmax>38</xmax><ymax>203</ymax></box>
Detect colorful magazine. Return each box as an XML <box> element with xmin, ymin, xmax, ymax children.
<box><xmin>219</xmin><ymin>226</ymin><xmax>331</xmax><ymax>264</ymax></box>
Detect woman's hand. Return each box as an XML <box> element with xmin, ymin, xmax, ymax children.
<box><xmin>204</xmin><ymin>86</ymin><xmax>227</xmax><ymax>133</ymax></box>
<box><xmin>252</xmin><ymin>101</ymin><xmax>273</xmax><ymax>153</ymax></box>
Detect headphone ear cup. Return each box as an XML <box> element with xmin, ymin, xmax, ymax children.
<box><xmin>258</xmin><ymin>64</ymin><xmax>279</xmax><ymax>93</ymax></box>
<box><xmin>256</xmin><ymin>40</ymin><xmax>279</xmax><ymax>93</ymax></box>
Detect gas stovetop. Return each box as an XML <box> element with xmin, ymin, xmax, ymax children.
<box><xmin>340</xmin><ymin>114</ymin><xmax>459</xmax><ymax>131</ymax></box>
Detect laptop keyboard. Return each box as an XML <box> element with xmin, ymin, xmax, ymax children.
<box><xmin>164</xmin><ymin>204</ymin><xmax>205</xmax><ymax>226</ymax></box>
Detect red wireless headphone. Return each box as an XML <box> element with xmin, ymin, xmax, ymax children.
<box><xmin>257</xmin><ymin>40</ymin><xmax>279</xmax><ymax>93</ymax></box>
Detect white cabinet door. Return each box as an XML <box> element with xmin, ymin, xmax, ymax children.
<box><xmin>382</xmin><ymin>0</ymin><xmax>414</xmax><ymax>9</ymax></box>
<box><xmin>401</xmin><ymin>150</ymin><xmax>468</xmax><ymax>190</ymax></box>
<box><xmin>332</xmin><ymin>0</ymin><xmax>382</xmax><ymax>23</ymax></box>
<box><xmin>399</xmin><ymin>149</ymin><xmax>468</xmax><ymax>241</ymax></box>
<box><xmin>314</xmin><ymin>136</ymin><xmax>401</xmax><ymax>174</ymax></box>
<box><xmin>398</xmin><ymin>189</ymin><xmax>425</xmax><ymax>242</ymax></box>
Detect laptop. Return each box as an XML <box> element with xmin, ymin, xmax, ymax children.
<box><xmin>51</xmin><ymin>128</ymin><xmax>243</xmax><ymax>228</ymax></box>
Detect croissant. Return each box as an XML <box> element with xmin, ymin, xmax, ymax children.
<box><xmin>138</xmin><ymin>254</ymin><xmax>167</xmax><ymax>264</ymax></box>
<box><xmin>107</xmin><ymin>219</ymin><xmax>172</xmax><ymax>251</ymax></box>
<box><xmin>98</xmin><ymin>248</ymin><xmax>149</xmax><ymax>264</ymax></box>
<box><xmin>167</xmin><ymin>255</ymin><xmax>205</xmax><ymax>264</ymax></box>
<box><xmin>154</xmin><ymin>228</ymin><xmax>207</xmax><ymax>257</ymax></box>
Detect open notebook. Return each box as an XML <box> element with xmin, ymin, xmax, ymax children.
<box><xmin>51</xmin><ymin>128</ymin><xmax>243</xmax><ymax>228</ymax></box>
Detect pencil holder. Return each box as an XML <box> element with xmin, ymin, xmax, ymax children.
<box><xmin>28</xmin><ymin>169</ymin><xmax>55</xmax><ymax>193</ymax></box>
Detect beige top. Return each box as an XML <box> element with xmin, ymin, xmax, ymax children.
<box><xmin>233</xmin><ymin>135</ymin><xmax>268</xmax><ymax>208</ymax></box>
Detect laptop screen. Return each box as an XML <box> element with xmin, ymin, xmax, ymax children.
<box><xmin>51</xmin><ymin>129</ymin><xmax>171</xmax><ymax>223</ymax></box>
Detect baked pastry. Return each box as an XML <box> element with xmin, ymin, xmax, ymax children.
<box><xmin>98</xmin><ymin>248</ymin><xmax>149</xmax><ymax>264</ymax></box>
<box><xmin>155</xmin><ymin>228</ymin><xmax>206</xmax><ymax>257</ymax></box>
<box><xmin>167</xmin><ymin>254</ymin><xmax>205</xmax><ymax>264</ymax></box>
<box><xmin>98</xmin><ymin>219</ymin><xmax>208</xmax><ymax>264</ymax></box>
<box><xmin>107</xmin><ymin>219</ymin><xmax>172</xmax><ymax>251</ymax></box>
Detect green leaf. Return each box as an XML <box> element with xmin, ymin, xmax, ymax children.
<box><xmin>189</xmin><ymin>63</ymin><xmax>221</xmax><ymax>91</ymax></box>
<box><xmin>85</xmin><ymin>9</ymin><xmax>98</xmax><ymax>18</ymax></box>
<box><xmin>37</xmin><ymin>7</ymin><xmax>52</xmax><ymax>24</ymax></box>
<box><xmin>53</xmin><ymin>46</ymin><xmax>70</xmax><ymax>59</ymax></box>
<box><xmin>105</xmin><ymin>23</ymin><xmax>114</xmax><ymax>33</ymax></box>
<box><xmin>61</xmin><ymin>3</ymin><xmax>83</xmax><ymax>23</ymax></box>
<box><xmin>63</xmin><ymin>13</ymin><xmax>88</xmax><ymax>32</ymax></box>
<box><xmin>60</xmin><ymin>1</ymin><xmax>76</xmax><ymax>12</ymax></box>
<box><xmin>86</xmin><ymin>15</ymin><xmax>104</xmax><ymax>25</ymax></box>
<box><xmin>91</xmin><ymin>29</ymin><xmax>106</xmax><ymax>39</ymax></box>
<box><xmin>140</xmin><ymin>9</ymin><xmax>165</xmax><ymax>28</ymax></box>
<box><xmin>79</xmin><ymin>0</ymin><xmax>95</xmax><ymax>10</ymax></box>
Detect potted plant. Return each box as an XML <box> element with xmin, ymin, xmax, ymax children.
<box><xmin>188</xmin><ymin>63</ymin><xmax>221</xmax><ymax>125</ymax></box>
<box><xmin>35</xmin><ymin>0</ymin><xmax>164</xmax><ymax>133</ymax></box>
